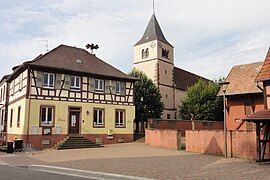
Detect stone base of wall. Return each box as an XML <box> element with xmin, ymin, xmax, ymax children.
<box><xmin>7</xmin><ymin>133</ymin><xmax>134</xmax><ymax>150</ymax></box>
<box><xmin>186</xmin><ymin>130</ymin><xmax>270</xmax><ymax>160</ymax></box>
<box><xmin>145</xmin><ymin>129</ymin><xmax>181</xmax><ymax>150</ymax></box>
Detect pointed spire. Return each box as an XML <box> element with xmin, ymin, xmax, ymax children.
<box><xmin>256</xmin><ymin>46</ymin><xmax>270</xmax><ymax>82</ymax></box>
<box><xmin>135</xmin><ymin>14</ymin><xmax>172</xmax><ymax>47</ymax></box>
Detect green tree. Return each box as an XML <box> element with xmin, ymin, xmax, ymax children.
<box><xmin>179</xmin><ymin>79</ymin><xmax>223</xmax><ymax>121</ymax></box>
<box><xmin>129</xmin><ymin>69</ymin><xmax>164</xmax><ymax>134</ymax></box>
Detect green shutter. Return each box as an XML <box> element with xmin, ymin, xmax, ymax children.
<box><xmin>36</xmin><ymin>71</ymin><xmax>43</xmax><ymax>88</ymax></box>
<box><xmin>63</xmin><ymin>75</ymin><xmax>70</xmax><ymax>90</ymax></box>
<box><xmin>120</xmin><ymin>82</ymin><xmax>126</xmax><ymax>95</ymax></box>
<box><xmin>89</xmin><ymin>78</ymin><xmax>95</xmax><ymax>92</ymax></box>
<box><xmin>55</xmin><ymin>74</ymin><xmax>62</xmax><ymax>90</ymax></box>
<box><xmin>105</xmin><ymin>80</ymin><xmax>110</xmax><ymax>94</ymax></box>
<box><xmin>111</xmin><ymin>81</ymin><xmax>116</xmax><ymax>94</ymax></box>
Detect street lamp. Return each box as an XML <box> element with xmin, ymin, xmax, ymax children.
<box><xmin>219</xmin><ymin>81</ymin><xmax>230</xmax><ymax>158</ymax></box>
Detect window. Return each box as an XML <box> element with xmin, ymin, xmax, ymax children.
<box><xmin>116</xmin><ymin>82</ymin><xmax>121</xmax><ymax>94</ymax></box>
<box><xmin>0</xmin><ymin>109</ymin><xmax>4</xmax><ymax>126</ymax></box>
<box><xmin>0</xmin><ymin>88</ymin><xmax>2</xmax><ymax>102</ymax></box>
<box><xmin>40</xmin><ymin>106</ymin><xmax>54</xmax><ymax>126</ymax></box>
<box><xmin>76</xmin><ymin>59</ymin><xmax>83</xmax><ymax>64</ymax></box>
<box><xmin>142</xmin><ymin>48</ymin><xmax>149</xmax><ymax>59</ymax></box>
<box><xmin>71</xmin><ymin>76</ymin><xmax>81</xmax><ymax>90</ymax></box>
<box><xmin>43</xmin><ymin>73</ymin><xmax>55</xmax><ymax>88</ymax></box>
<box><xmin>11</xmin><ymin>81</ymin><xmax>15</xmax><ymax>95</ymax></box>
<box><xmin>167</xmin><ymin>114</ymin><xmax>171</xmax><ymax>119</ymax></box>
<box><xmin>93</xmin><ymin>109</ymin><xmax>104</xmax><ymax>127</ymax></box>
<box><xmin>17</xmin><ymin>106</ymin><xmax>21</xmax><ymax>127</ymax></box>
<box><xmin>10</xmin><ymin>109</ymin><xmax>13</xmax><ymax>127</ymax></box>
<box><xmin>3</xmin><ymin>86</ymin><xmax>5</xmax><ymax>101</ymax></box>
<box><xmin>162</xmin><ymin>48</ymin><xmax>169</xmax><ymax>59</ymax></box>
<box><xmin>244</xmin><ymin>101</ymin><xmax>252</xmax><ymax>116</ymax></box>
<box><xmin>95</xmin><ymin>79</ymin><xmax>104</xmax><ymax>91</ymax></box>
<box><xmin>115</xmin><ymin>110</ymin><xmax>125</xmax><ymax>127</ymax></box>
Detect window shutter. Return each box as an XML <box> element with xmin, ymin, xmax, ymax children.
<box><xmin>111</xmin><ymin>81</ymin><xmax>116</xmax><ymax>94</ymax></box>
<box><xmin>36</xmin><ymin>71</ymin><xmax>43</xmax><ymax>88</ymax></box>
<box><xmin>105</xmin><ymin>80</ymin><xmax>110</xmax><ymax>94</ymax></box>
<box><xmin>63</xmin><ymin>75</ymin><xmax>70</xmax><ymax>90</ymax></box>
<box><xmin>89</xmin><ymin>78</ymin><xmax>95</xmax><ymax>92</ymax></box>
<box><xmin>55</xmin><ymin>74</ymin><xmax>62</xmax><ymax>90</ymax></box>
<box><xmin>120</xmin><ymin>82</ymin><xmax>126</xmax><ymax>95</ymax></box>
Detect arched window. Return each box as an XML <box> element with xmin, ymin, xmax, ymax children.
<box><xmin>141</xmin><ymin>49</ymin><xmax>145</xmax><ymax>59</ymax></box>
<box><xmin>162</xmin><ymin>48</ymin><xmax>169</xmax><ymax>59</ymax></box>
<box><xmin>145</xmin><ymin>48</ymin><xmax>149</xmax><ymax>58</ymax></box>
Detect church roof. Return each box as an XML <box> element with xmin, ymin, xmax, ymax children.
<box><xmin>256</xmin><ymin>47</ymin><xmax>270</xmax><ymax>82</ymax></box>
<box><xmin>135</xmin><ymin>14</ymin><xmax>172</xmax><ymax>47</ymax></box>
<box><xmin>173</xmin><ymin>67</ymin><xmax>209</xmax><ymax>91</ymax></box>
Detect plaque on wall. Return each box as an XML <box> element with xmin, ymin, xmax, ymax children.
<box><xmin>43</xmin><ymin>127</ymin><xmax>52</xmax><ymax>135</ymax></box>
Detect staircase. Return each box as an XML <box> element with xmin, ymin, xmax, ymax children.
<box><xmin>56</xmin><ymin>135</ymin><xmax>100</xmax><ymax>150</ymax></box>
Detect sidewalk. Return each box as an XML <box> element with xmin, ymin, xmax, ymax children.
<box><xmin>0</xmin><ymin>143</ymin><xmax>269</xmax><ymax>179</ymax></box>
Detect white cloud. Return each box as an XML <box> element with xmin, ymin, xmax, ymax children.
<box><xmin>0</xmin><ymin>0</ymin><xmax>270</xmax><ymax>80</ymax></box>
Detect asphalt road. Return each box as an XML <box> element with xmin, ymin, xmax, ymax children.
<box><xmin>0</xmin><ymin>165</ymin><xmax>90</xmax><ymax>180</ymax></box>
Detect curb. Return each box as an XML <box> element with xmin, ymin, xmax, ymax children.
<box><xmin>28</xmin><ymin>164</ymin><xmax>153</xmax><ymax>180</ymax></box>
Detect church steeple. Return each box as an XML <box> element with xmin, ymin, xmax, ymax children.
<box><xmin>135</xmin><ymin>14</ymin><xmax>172</xmax><ymax>47</ymax></box>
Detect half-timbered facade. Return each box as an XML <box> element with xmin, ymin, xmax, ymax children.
<box><xmin>4</xmin><ymin>45</ymin><xmax>136</xmax><ymax>149</ymax></box>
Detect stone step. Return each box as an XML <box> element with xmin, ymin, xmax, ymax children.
<box><xmin>56</xmin><ymin>135</ymin><xmax>101</xmax><ymax>150</ymax></box>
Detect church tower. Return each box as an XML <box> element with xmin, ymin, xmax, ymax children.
<box><xmin>134</xmin><ymin>14</ymin><xmax>176</xmax><ymax>119</ymax></box>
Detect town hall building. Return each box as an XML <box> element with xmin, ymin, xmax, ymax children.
<box><xmin>134</xmin><ymin>14</ymin><xmax>208</xmax><ymax>119</ymax></box>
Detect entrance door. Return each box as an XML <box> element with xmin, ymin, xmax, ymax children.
<box><xmin>69</xmin><ymin>111</ymin><xmax>80</xmax><ymax>134</ymax></box>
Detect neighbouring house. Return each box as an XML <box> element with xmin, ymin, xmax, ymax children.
<box><xmin>3</xmin><ymin>44</ymin><xmax>136</xmax><ymax>149</ymax></box>
<box><xmin>133</xmin><ymin>14</ymin><xmax>209</xmax><ymax>119</ymax></box>
<box><xmin>218</xmin><ymin>62</ymin><xmax>264</xmax><ymax>130</ymax></box>
<box><xmin>0</xmin><ymin>75</ymin><xmax>9</xmax><ymax>142</ymax></box>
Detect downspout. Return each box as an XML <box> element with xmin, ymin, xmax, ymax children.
<box><xmin>26</xmin><ymin>67</ymin><xmax>32</xmax><ymax>143</ymax></box>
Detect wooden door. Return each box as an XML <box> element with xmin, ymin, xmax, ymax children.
<box><xmin>69</xmin><ymin>111</ymin><xmax>80</xmax><ymax>134</ymax></box>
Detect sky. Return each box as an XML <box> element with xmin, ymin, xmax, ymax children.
<box><xmin>1</xmin><ymin>0</ymin><xmax>270</xmax><ymax>80</ymax></box>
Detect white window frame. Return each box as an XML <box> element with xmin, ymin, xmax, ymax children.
<box><xmin>94</xmin><ymin>79</ymin><xmax>104</xmax><ymax>91</ymax></box>
<box><xmin>116</xmin><ymin>81</ymin><xmax>121</xmax><ymax>94</ymax></box>
<box><xmin>71</xmin><ymin>76</ymin><xmax>81</xmax><ymax>90</ymax></box>
<box><xmin>43</xmin><ymin>73</ymin><xmax>55</xmax><ymax>88</ymax></box>
<box><xmin>40</xmin><ymin>106</ymin><xmax>54</xmax><ymax>126</ymax></box>
<box><xmin>93</xmin><ymin>109</ymin><xmax>104</xmax><ymax>127</ymax></box>
<box><xmin>115</xmin><ymin>110</ymin><xmax>125</xmax><ymax>127</ymax></box>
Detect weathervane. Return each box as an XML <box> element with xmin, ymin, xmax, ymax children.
<box><xmin>86</xmin><ymin>43</ymin><xmax>99</xmax><ymax>54</ymax></box>
<box><xmin>153</xmin><ymin>0</ymin><xmax>155</xmax><ymax>14</ymax></box>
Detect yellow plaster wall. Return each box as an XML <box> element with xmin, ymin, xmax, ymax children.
<box><xmin>28</xmin><ymin>99</ymin><xmax>135</xmax><ymax>135</ymax></box>
<box><xmin>7</xmin><ymin>98</ymin><xmax>28</xmax><ymax>135</ymax></box>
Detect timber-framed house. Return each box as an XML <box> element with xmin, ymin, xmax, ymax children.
<box><xmin>4</xmin><ymin>45</ymin><xmax>136</xmax><ymax>149</ymax></box>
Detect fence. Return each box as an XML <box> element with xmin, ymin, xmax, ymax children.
<box><xmin>186</xmin><ymin>130</ymin><xmax>270</xmax><ymax>160</ymax></box>
<box><xmin>148</xmin><ymin>119</ymin><xmax>223</xmax><ymax>136</ymax></box>
<box><xmin>145</xmin><ymin>129</ymin><xmax>181</xmax><ymax>150</ymax></box>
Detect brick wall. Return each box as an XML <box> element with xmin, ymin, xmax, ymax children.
<box><xmin>186</xmin><ymin>130</ymin><xmax>270</xmax><ymax>160</ymax></box>
<box><xmin>148</xmin><ymin>119</ymin><xmax>223</xmax><ymax>136</ymax></box>
<box><xmin>145</xmin><ymin>129</ymin><xmax>181</xmax><ymax>150</ymax></box>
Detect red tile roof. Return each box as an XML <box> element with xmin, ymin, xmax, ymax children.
<box><xmin>9</xmin><ymin>45</ymin><xmax>136</xmax><ymax>82</ymax></box>
<box><xmin>173</xmin><ymin>67</ymin><xmax>210</xmax><ymax>90</ymax></box>
<box><xmin>217</xmin><ymin>62</ymin><xmax>263</xmax><ymax>96</ymax></box>
<box><xmin>243</xmin><ymin>109</ymin><xmax>270</xmax><ymax>122</ymax></box>
<box><xmin>256</xmin><ymin>47</ymin><xmax>270</xmax><ymax>82</ymax></box>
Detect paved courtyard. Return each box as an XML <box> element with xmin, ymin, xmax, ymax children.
<box><xmin>0</xmin><ymin>142</ymin><xmax>269</xmax><ymax>179</ymax></box>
